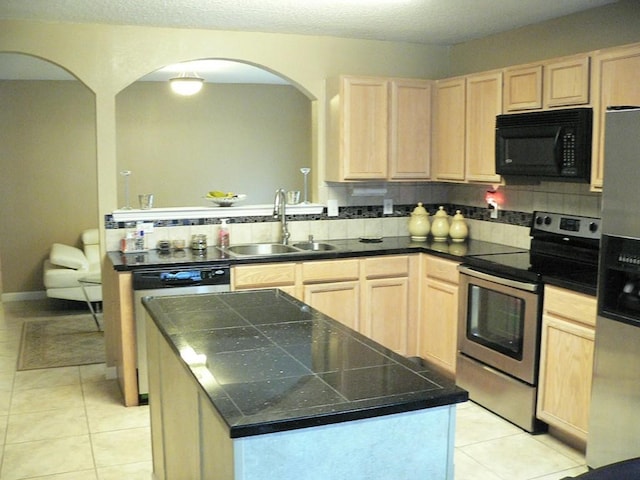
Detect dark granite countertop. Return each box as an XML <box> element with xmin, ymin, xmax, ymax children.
<box><xmin>108</xmin><ymin>236</ymin><xmax>527</xmax><ymax>271</ymax></box>
<box><xmin>142</xmin><ymin>289</ymin><xmax>468</xmax><ymax>438</ymax></box>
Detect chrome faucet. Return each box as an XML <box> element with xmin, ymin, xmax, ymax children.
<box><xmin>273</xmin><ymin>188</ymin><xmax>290</xmax><ymax>245</ymax></box>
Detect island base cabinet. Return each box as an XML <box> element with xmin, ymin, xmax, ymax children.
<box><xmin>232</xmin><ymin>407</ymin><xmax>456</xmax><ymax>480</ymax></box>
<box><xmin>147</xmin><ymin>313</ymin><xmax>235</xmax><ymax>480</ymax></box>
<box><xmin>146</xmin><ymin>311</ymin><xmax>459</xmax><ymax>480</ymax></box>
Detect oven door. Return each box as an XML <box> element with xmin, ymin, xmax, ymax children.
<box><xmin>458</xmin><ymin>266</ymin><xmax>542</xmax><ymax>385</ymax></box>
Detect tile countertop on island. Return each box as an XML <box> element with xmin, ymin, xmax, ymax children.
<box><xmin>142</xmin><ymin>288</ymin><xmax>468</xmax><ymax>438</ymax></box>
<box><xmin>107</xmin><ymin>236</ymin><xmax>529</xmax><ymax>271</ymax></box>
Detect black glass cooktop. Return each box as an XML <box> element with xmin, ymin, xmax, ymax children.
<box><xmin>464</xmin><ymin>251</ymin><xmax>598</xmax><ymax>295</ymax></box>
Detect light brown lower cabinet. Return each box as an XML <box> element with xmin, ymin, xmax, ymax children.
<box><xmin>537</xmin><ymin>285</ymin><xmax>596</xmax><ymax>445</ymax></box>
<box><xmin>417</xmin><ymin>255</ymin><xmax>460</xmax><ymax>376</ymax></box>
<box><xmin>232</xmin><ymin>255</ymin><xmax>415</xmax><ymax>355</ymax></box>
<box><xmin>304</xmin><ymin>281</ymin><xmax>361</xmax><ymax>330</ymax></box>
<box><xmin>361</xmin><ymin>255</ymin><xmax>412</xmax><ymax>355</ymax></box>
<box><xmin>231</xmin><ymin>262</ymin><xmax>298</xmax><ymax>298</ymax></box>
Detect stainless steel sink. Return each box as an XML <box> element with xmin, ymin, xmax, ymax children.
<box><xmin>224</xmin><ymin>241</ymin><xmax>339</xmax><ymax>257</ymax></box>
<box><xmin>292</xmin><ymin>242</ymin><xmax>337</xmax><ymax>252</ymax></box>
<box><xmin>226</xmin><ymin>243</ymin><xmax>300</xmax><ymax>256</ymax></box>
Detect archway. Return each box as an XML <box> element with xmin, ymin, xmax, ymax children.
<box><xmin>0</xmin><ymin>53</ymin><xmax>97</xmax><ymax>298</ymax></box>
<box><xmin>115</xmin><ymin>59</ymin><xmax>314</xmax><ymax>207</ymax></box>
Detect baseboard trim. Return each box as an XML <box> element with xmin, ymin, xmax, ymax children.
<box><xmin>1</xmin><ymin>291</ymin><xmax>47</xmax><ymax>302</ymax></box>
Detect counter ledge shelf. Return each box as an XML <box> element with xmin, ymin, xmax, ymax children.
<box><xmin>143</xmin><ymin>288</ymin><xmax>468</xmax><ymax>480</ymax></box>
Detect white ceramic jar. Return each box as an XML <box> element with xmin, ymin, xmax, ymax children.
<box><xmin>449</xmin><ymin>210</ymin><xmax>469</xmax><ymax>243</ymax></box>
<box><xmin>431</xmin><ymin>206</ymin><xmax>450</xmax><ymax>242</ymax></box>
<box><xmin>408</xmin><ymin>202</ymin><xmax>430</xmax><ymax>241</ymax></box>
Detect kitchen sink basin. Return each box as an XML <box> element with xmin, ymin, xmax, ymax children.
<box><xmin>226</xmin><ymin>243</ymin><xmax>300</xmax><ymax>256</ymax></box>
<box><xmin>292</xmin><ymin>242</ymin><xmax>337</xmax><ymax>252</ymax></box>
<box><xmin>224</xmin><ymin>241</ymin><xmax>339</xmax><ymax>257</ymax></box>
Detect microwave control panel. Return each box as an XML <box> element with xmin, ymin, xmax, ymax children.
<box><xmin>561</xmin><ymin>130</ymin><xmax>577</xmax><ymax>174</ymax></box>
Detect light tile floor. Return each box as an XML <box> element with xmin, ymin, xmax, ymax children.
<box><xmin>0</xmin><ymin>299</ymin><xmax>589</xmax><ymax>479</ymax></box>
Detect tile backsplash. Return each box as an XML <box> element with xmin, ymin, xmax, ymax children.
<box><xmin>105</xmin><ymin>180</ymin><xmax>601</xmax><ymax>252</ymax></box>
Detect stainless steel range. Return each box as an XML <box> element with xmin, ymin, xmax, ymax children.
<box><xmin>457</xmin><ymin>211</ymin><xmax>600</xmax><ymax>433</ymax></box>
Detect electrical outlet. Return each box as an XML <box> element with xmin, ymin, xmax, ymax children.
<box><xmin>383</xmin><ymin>198</ymin><xmax>393</xmax><ymax>215</ymax></box>
<box><xmin>327</xmin><ymin>199</ymin><xmax>339</xmax><ymax>217</ymax></box>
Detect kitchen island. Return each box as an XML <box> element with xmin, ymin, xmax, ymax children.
<box><xmin>143</xmin><ymin>289</ymin><xmax>467</xmax><ymax>480</ymax></box>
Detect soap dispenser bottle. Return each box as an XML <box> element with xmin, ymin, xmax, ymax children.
<box><xmin>218</xmin><ymin>219</ymin><xmax>230</xmax><ymax>248</ymax></box>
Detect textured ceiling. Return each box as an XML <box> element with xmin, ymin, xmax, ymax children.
<box><xmin>0</xmin><ymin>0</ymin><xmax>618</xmax><ymax>82</ymax></box>
<box><xmin>0</xmin><ymin>0</ymin><xmax>616</xmax><ymax>45</ymax></box>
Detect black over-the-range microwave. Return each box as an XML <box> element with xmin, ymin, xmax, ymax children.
<box><xmin>495</xmin><ymin>107</ymin><xmax>592</xmax><ymax>182</ymax></box>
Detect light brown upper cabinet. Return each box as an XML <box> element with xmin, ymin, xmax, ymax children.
<box><xmin>465</xmin><ymin>70</ymin><xmax>503</xmax><ymax>183</ymax></box>
<box><xmin>503</xmin><ymin>65</ymin><xmax>543</xmax><ymax>111</ymax></box>
<box><xmin>503</xmin><ymin>54</ymin><xmax>590</xmax><ymax>112</ymax></box>
<box><xmin>433</xmin><ymin>71</ymin><xmax>502</xmax><ymax>184</ymax></box>
<box><xmin>544</xmin><ymin>54</ymin><xmax>590</xmax><ymax>108</ymax></box>
<box><xmin>326</xmin><ymin>75</ymin><xmax>432</xmax><ymax>181</ymax></box>
<box><xmin>433</xmin><ymin>77</ymin><xmax>466</xmax><ymax>181</ymax></box>
<box><xmin>388</xmin><ymin>79</ymin><xmax>432</xmax><ymax>179</ymax></box>
<box><xmin>590</xmin><ymin>43</ymin><xmax>640</xmax><ymax>190</ymax></box>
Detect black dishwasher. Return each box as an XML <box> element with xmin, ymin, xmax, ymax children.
<box><xmin>132</xmin><ymin>265</ymin><xmax>230</xmax><ymax>403</ymax></box>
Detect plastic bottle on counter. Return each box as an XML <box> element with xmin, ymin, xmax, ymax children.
<box><xmin>135</xmin><ymin>229</ymin><xmax>145</xmax><ymax>251</ymax></box>
<box><xmin>218</xmin><ymin>219</ymin><xmax>230</xmax><ymax>248</ymax></box>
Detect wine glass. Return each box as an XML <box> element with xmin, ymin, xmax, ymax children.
<box><xmin>120</xmin><ymin>170</ymin><xmax>132</xmax><ymax>209</ymax></box>
<box><xmin>300</xmin><ymin>167</ymin><xmax>311</xmax><ymax>204</ymax></box>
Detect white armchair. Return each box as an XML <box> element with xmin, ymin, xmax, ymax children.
<box><xmin>43</xmin><ymin>228</ymin><xmax>102</xmax><ymax>303</ymax></box>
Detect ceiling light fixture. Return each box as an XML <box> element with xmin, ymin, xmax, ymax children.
<box><xmin>169</xmin><ymin>72</ymin><xmax>204</xmax><ymax>96</ymax></box>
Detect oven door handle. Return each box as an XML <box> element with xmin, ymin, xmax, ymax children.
<box><xmin>458</xmin><ymin>265</ymin><xmax>540</xmax><ymax>293</ymax></box>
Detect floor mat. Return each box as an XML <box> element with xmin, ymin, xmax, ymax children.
<box><xmin>17</xmin><ymin>315</ymin><xmax>104</xmax><ymax>371</ymax></box>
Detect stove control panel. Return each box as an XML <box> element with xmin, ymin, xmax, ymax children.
<box><xmin>532</xmin><ymin>211</ymin><xmax>601</xmax><ymax>240</ymax></box>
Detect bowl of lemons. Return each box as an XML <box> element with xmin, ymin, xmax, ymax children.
<box><xmin>205</xmin><ymin>191</ymin><xmax>247</xmax><ymax>207</ymax></box>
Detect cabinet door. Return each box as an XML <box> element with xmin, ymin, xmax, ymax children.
<box><xmin>544</xmin><ymin>55</ymin><xmax>590</xmax><ymax>108</ymax></box>
<box><xmin>304</xmin><ymin>281</ymin><xmax>360</xmax><ymax>331</ymax></box>
<box><xmin>433</xmin><ymin>77</ymin><xmax>466</xmax><ymax>181</ymax></box>
<box><xmin>537</xmin><ymin>286</ymin><xmax>596</xmax><ymax>443</ymax></box>
<box><xmin>503</xmin><ymin>64</ymin><xmax>542</xmax><ymax>111</ymax></box>
<box><xmin>465</xmin><ymin>71</ymin><xmax>502</xmax><ymax>183</ymax></box>
<box><xmin>418</xmin><ymin>277</ymin><xmax>458</xmax><ymax>375</ymax></box>
<box><xmin>537</xmin><ymin>314</ymin><xmax>594</xmax><ymax>442</ymax></box>
<box><xmin>341</xmin><ymin>76</ymin><xmax>388</xmax><ymax>179</ymax></box>
<box><xmin>232</xmin><ymin>263</ymin><xmax>297</xmax><ymax>291</ymax></box>
<box><xmin>591</xmin><ymin>43</ymin><xmax>640</xmax><ymax>189</ymax></box>
<box><xmin>389</xmin><ymin>79</ymin><xmax>431</xmax><ymax>180</ymax></box>
<box><xmin>363</xmin><ymin>277</ymin><xmax>409</xmax><ymax>355</ymax></box>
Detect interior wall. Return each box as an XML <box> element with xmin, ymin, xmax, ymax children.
<box><xmin>448</xmin><ymin>0</ymin><xmax>640</xmax><ymax>76</ymax></box>
<box><xmin>116</xmin><ymin>83</ymin><xmax>311</xmax><ymax>206</ymax></box>
<box><xmin>0</xmin><ymin>80</ymin><xmax>97</xmax><ymax>293</ymax></box>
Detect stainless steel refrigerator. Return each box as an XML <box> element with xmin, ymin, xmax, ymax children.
<box><xmin>587</xmin><ymin>107</ymin><xmax>640</xmax><ymax>469</ymax></box>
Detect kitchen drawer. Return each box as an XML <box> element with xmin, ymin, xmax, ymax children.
<box><xmin>232</xmin><ymin>263</ymin><xmax>296</xmax><ymax>289</ymax></box>
<box><xmin>363</xmin><ymin>255</ymin><xmax>409</xmax><ymax>279</ymax></box>
<box><xmin>543</xmin><ymin>285</ymin><xmax>596</xmax><ymax>328</ymax></box>
<box><xmin>423</xmin><ymin>255</ymin><xmax>460</xmax><ymax>284</ymax></box>
<box><xmin>301</xmin><ymin>259</ymin><xmax>360</xmax><ymax>283</ymax></box>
